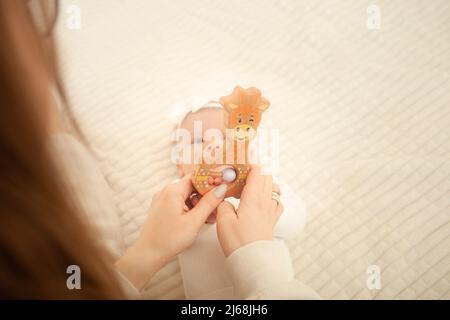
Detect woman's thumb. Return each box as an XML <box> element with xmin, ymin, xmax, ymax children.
<box><xmin>189</xmin><ymin>184</ymin><xmax>228</xmax><ymax>224</ymax></box>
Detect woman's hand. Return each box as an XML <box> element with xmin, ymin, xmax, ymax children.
<box><xmin>190</xmin><ymin>193</ymin><xmax>217</xmax><ymax>224</ymax></box>
<box><xmin>216</xmin><ymin>165</ymin><xmax>283</xmax><ymax>257</ymax></box>
<box><xmin>115</xmin><ymin>174</ymin><xmax>227</xmax><ymax>290</ymax></box>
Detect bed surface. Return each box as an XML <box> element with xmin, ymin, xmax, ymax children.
<box><xmin>57</xmin><ymin>0</ymin><xmax>449</xmax><ymax>299</ymax></box>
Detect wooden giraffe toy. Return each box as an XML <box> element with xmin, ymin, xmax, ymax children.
<box><xmin>192</xmin><ymin>86</ymin><xmax>270</xmax><ymax>198</ymax></box>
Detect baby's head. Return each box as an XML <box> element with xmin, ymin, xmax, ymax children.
<box><xmin>175</xmin><ymin>103</ymin><xmax>225</xmax><ymax>177</ymax></box>
<box><xmin>174</xmin><ymin>87</ymin><xmax>271</xmax><ymax>179</ymax></box>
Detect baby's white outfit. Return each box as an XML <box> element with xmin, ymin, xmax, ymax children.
<box><xmin>178</xmin><ymin>182</ymin><xmax>307</xmax><ymax>299</ymax></box>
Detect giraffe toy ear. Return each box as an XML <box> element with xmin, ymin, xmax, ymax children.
<box><xmin>258</xmin><ymin>103</ymin><xmax>269</xmax><ymax>111</ymax></box>
<box><xmin>221</xmin><ymin>102</ymin><xmax>239</xmax><ymax>113</ymax></box>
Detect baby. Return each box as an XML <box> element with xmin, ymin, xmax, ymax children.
<box><xmin>174</xmin><ymin>101</ymin><xmax>307</xmax><ymax>299</ymax></box>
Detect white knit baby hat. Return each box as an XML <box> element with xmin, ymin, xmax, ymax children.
<box><xmin>168</xmin><ymin>100</ymin><xmax>223</xmax><ymax>125</ymax></box>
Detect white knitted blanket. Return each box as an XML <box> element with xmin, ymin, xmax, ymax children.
<box><xmin>56</xmin><ymin>0</ymin><xmax>449</xmax><ymax>299</ymax></box>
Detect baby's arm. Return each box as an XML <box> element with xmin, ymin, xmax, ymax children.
<box><xmin>273</xmin><ymin>181</ymin><xmax>307</xmax><ymax>240</ymax></box>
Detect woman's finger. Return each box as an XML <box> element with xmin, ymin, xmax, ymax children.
<box><xmin>270</xmin><ymin>183</ymin><xmax>281</xmax><ymax>211</ymax></box>
<box><xmin>272</xmin><ymin>183</ymin><xmax>281</xmax><ymax>195</ymax></box>
<box><xmin>206</xmin><ymin>210</ymin><xmax>217</xmax><ymax>224</ymax></box>
<box><xmin>190</xmin><ymin>193</ymin><xmax>217</xmax><ymax>224</ymax></box>
<box><xmin>274</xmin><ymin>202</ymin><xmax>284</xmax><ymax>222</ymax></box>
<box><xmin>246</xmin><ymin>165</ymin><xmax>264</xmax><ymax>189</ymax></box>
<box><xmin>266</xmin><ymin>184</ymin><xmax>283</xmax><ymax>222</ymax></box>
<box><xmin>171</xmin><ymin>174</ymin><xmax>193</xmax><ymax>200</ymax></box>
<box><xmin>187</xmin><ymin>193</ymin><xmax>217</xmax><ymax>226</ymax></box>
<box><xmin>216</xmin><ymin>201</ymin><xmax>239</xmax><ymax>257</ymax></box>
<box><xmin>188</xmin><ymin>184</ymin><xmax>228</xmax><ymax>225</ymax></box>
<box><xmin>241</xmin><ymin>164</ymin><xmax>264</xmax><ymax>197</ymax></box>
<box><xmin>263</xmin><ymin>174</ymin><xmax>273</xmax><ymax>203</ymax></box>
<box><xmin>217</xmin><ymin>201</ymin><xmax>237</xmax><ymax>225</ymax></box>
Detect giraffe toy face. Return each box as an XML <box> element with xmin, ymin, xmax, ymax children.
<box><xmin>221</xmin><ymin>86</ymin><xmax>269</xmax><ymax>143</ymax></box>
<box><xmin>192</xmin><ymin>86</ymin><xmax>270</xmax><ymax>198</ymax></box>
<box><xmin>225</xmin><ymin>105</ymin><xmax>260</xmax><ymax>142</ymax></box>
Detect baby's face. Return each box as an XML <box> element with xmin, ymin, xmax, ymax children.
<box><xmin>176</xmin><ymin>108</ymin><xmax>224</xmax><ymax>177</ymax></box>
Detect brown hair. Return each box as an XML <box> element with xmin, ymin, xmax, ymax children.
<box><xmin>0</xmin><ymin>1</ymin><xmax>124</xmax><ymax>298</ymax></box>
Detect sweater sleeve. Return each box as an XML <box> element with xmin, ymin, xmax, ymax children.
<box><xmin>51</xmin><ymin>133</ymin><xmax>143</xmax><ymax>299</ymax></box>
<box><xmin>224</xmin><ymin>240</ymin><xmax>320</xmax><ymax>300</ymax></box>
<box><xmin>50</xmin><ymin>133</ymin><xmax>125</xmax><ymax>258</ymax></box>
<box><xmin>115</xmin><ymin>270</ymin><xmax>142</xmax><ymax>299</ymax></box>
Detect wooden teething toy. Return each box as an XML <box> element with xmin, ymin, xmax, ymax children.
<box><xmin>192</xmin><ymin>86</ymin><xmax>270</xmax><ymax>198</ymax></box>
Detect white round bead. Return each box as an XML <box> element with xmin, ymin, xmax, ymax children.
<box><xmin>222</xmin><ymin>168</ymin><xmax>237</xmax><ymax>182</ymax></box>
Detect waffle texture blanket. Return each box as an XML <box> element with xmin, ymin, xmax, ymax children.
<box><xmin>56</xmin><ymin>0</ymin><xmax>449</xmax><ymax>299</ymax></box>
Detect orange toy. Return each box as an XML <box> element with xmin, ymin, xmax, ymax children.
<box><xmin>192</xmin><ymin>86</ymin><xmax>270</xmax><ymax>198</ymax></box>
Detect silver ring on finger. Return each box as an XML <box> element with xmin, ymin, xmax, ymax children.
<box><xmin>271</xmin><ymin>191</ymin><xmax>281</xmax><ymax>205</ymax></box>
